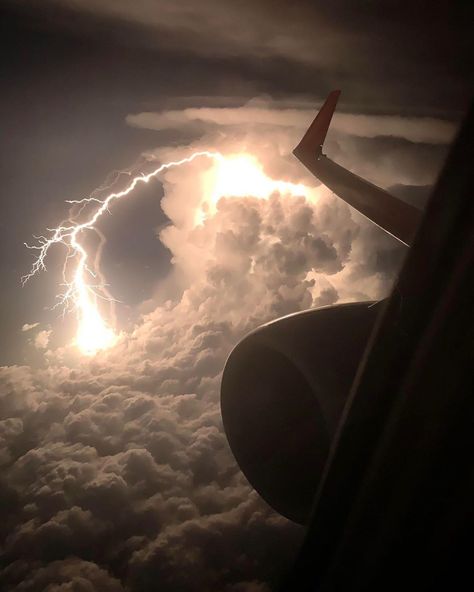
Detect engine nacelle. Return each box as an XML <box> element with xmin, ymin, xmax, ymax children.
<box><xmin>220</xmin><ymin>301</ymin><xmax>381</xmax><ymax>524</ymax></box>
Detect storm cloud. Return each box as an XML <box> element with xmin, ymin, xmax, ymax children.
<box><xmin>0</xmin><ymin>109</ymin><xmax>416</xmax><ymax>588</ymax></box>
<box><xmin>0</xmin><ymin>3</ymin><xmax>465</xmax><ymax>586</ymax></box>
<box><xmin>7</xmin><ymin>0</ymin><xmax>471</xmax><ymax>116</ymax></box>
<box><xmin>0</xmin><ymin>195</ymin><xmax>353</xmax><ymax>589</ymax></box>
<box><xmin>0</xmin><ymin>70</ymin><xmax>456</xmax><ymax>586</ymax></box>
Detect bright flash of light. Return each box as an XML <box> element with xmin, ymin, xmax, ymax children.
<box><xmin>23</xmin><ymin>150</ymin><xmax>311</xmax><ymax>356</ymax></box>
<box><xmin>200</xmin><ymin>154</ymin><xmax>308</xmax><ymax>222</ymax></box>
<box><xmin>212</xmin><ymin>154</ymin><xmax>306</xmax><ymax>200</ymax></box>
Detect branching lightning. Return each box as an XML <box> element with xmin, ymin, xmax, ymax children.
<box><xmin>23</xmin><ymin>149</ymin><xmax>309</xmax><ymax>356</ymax></box>
<box><xmin>22</xmin><ymin>150</ymin><xmax>225</xmax><ymax>355</ymax></box>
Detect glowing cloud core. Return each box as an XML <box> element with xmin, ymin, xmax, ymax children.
<box><xmin>23</xmin><ymin>151</ymin><xmax>309</xmax><ymax>355</ymax></box>
<box><xmin>209</xmin><ymin>154</ymin><xmax>306</xmax><ymax>203</ymax></box>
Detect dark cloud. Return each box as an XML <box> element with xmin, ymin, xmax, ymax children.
<box><xmin>2</xmin><ymin>558</ymin><xmax>125</xmax><ymax>592</ymax></box>
<box><xmin>389</xmin><ymin>184</ymin><xmax>433</xmax><ymax>210</ymax></box>
<box><xmin>3</xmin><ymin>0</ymin><xmax>472</xmax><ymax>113</ymax></box>
<box><xmin>1</xmin><ymin>2</ymin><xmax>469</xmax><ymax>589</ymax></box>
<box><xmin>333</xmin><ymin>134</ymin><xmax>450</xmax><ymax>189</ymax></box>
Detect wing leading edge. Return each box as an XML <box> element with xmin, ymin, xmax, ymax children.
<box><xmin>293</xmin><ymin>91</ymin><xmax>422</xmax><ymax>246</ymax></box>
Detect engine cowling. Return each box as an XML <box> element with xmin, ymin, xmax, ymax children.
<box><xmin>220</xmin><ymin>301</ymin><xmax>382</xmax><ymax>524</ymax></box>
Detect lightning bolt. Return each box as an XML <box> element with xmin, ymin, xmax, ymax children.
<box><xmin>22</xmin><ymin>150</ymin><xmax>224</xmax><ymax>355</ymax></box>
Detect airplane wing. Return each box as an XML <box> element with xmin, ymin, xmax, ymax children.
<box><xmin>293</xmin><ymin>91</ymin><xmax>422</xmax><ymax>246</ymax></box>
<box><xmin>221</xmin><ymin>90</ymin><xmax>473</xmax><ymax>591</ymax></box>
<box><xmin>283</xmin><ymin>100</ymin><xmax>474</xmax><ymax>592</ymax></box>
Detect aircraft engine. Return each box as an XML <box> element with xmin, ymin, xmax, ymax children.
<box><xmin>220</xmin><ymin>301</ymin><xmax>382</xmax><ymax>523</ymax></box>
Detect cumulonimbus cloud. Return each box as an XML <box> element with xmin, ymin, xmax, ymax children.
<box><xmin>1</xmin><ymin>100</ymin><xmax>442</xmax><ymax>590</ymax></box>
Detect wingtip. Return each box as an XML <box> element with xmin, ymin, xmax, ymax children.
<box><xmin>293</xmin><ymin>90</ymin><xmax>341</xmax><ymax>163</ymax></box>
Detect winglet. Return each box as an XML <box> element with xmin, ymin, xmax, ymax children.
<box><xmin>293</xmin><ymin>90</ymin><xmax>341</xmax><ymax>163</ymax></box>
<box><xmin>292</xmin><ymin>89</ymin><xmax>422</xmax><ymax>246</ymax></box>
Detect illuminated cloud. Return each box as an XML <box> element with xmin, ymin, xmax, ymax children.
<box><xmin>34</xmin><ymin>329</ymin><xmax>52</xmax><ymax>350</ymax></box>
<box><xmin>127</xmin><ymin>102</ymin><xmax>456</xmax><ymax>145</ymax></box>
<box><xmin>1</xmin><ymin>178</ymin><xmax>371</xmax><ymax>590</ymax></box>
<box><xmin>21</xmin><ymin>322</ymin><xmax>39</xmax><ymax>332</ymax></box>
<box><xmin>1</xmin><ymin>99</ymin><xmax>440</xmax><ymax>590</ymax></box>
<box><xmin>0</xmin><ymin>2</ymin><xmax>468</xmax><ymax>586</ymax></box>
<box><xmin>129</xmin><ymin>99</ymin><xmax>451</xmax><ymax>198</ymax></box>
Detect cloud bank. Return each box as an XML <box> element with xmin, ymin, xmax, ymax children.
<box><xmin>1</xmin><ymin>98</ymin><xmax>446</xmax><ymax>590</ymax></box>
<box><xmin>127</xmin><ymin>102</ymin><xmax>456</xmax><ymax>145</ymax></box>
<box><xmin>13</xmin><ymin>0</ymin><xmax>470</xmax><ymax>118</ymax></box>
<box><xmin>42</xmin><ymin>0</ymin><xmax>348</xmax><ymax>66</ymax></box>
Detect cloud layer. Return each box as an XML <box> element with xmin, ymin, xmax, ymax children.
<box><xmin>12</xmin><ymin>0</ymin><xmax>470</xmax><ymax>117</ymax></box>
<box><xmin>1</xmin><ymin>98</ymin><xmax>446</xmax><ymax>590</ymax></box>
<box><xmin>127</xmin><ymin>102</ymin><xmax>456</xmax><ymax>145</ymax></box>
<box><xmin>41</xmin><ymin>0</ymin><xmax>350</xmax><ymax>66</ymax></box>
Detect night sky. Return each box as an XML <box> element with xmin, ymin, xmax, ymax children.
<box><xmin>0</xmin><ymin>1</ymin><xmax>472</xmax><ymax>591</ymax></box>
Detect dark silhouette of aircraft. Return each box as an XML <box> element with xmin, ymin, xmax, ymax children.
<box><xmin>221</xmin><ymin>91</ymin><xmax>473</xmax><ymax>590</ymax></box>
